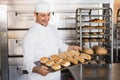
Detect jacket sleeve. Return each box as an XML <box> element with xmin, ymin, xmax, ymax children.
<box><xmin>23</xmin><ymin>31</ymin><xmax>37</xmax><ymax>73</ymax></box>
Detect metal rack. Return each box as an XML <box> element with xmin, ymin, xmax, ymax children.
<box><xmin>116</xmin><ymin>8</ymin><xmax>120</xmax><ymax>62</ymax></box>
<box><xmin>75</xmin><ymin>8</ymin><xmax>113</xmax><ymax>63</ymax></box>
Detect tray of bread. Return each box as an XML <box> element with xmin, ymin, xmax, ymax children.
<box><xmin>89</xmin><ymin>18</ymin><xmax>106</xmax><ymax>23</ymax></box>
<box><xmin>35</xmin><ymin>50</ymin><xmax>92</xmax><ymax>72</ymax></box>
<box><xmin>82</xmin><ymin>38</ymin><xmax>106</xmax><ymax>42</ymax></box>
<box><xmin>82</xmin><ymin>32</ymin><xmax>105</xmax><ymax>36</ymax></box>
<box><xmin>82</xmin><ymin>25</ymin><xmax>107</xmax><ymax>29</ymax></box>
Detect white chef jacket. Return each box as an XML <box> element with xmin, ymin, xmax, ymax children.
<box><xmin>23</xmin><ymin>23</ymin><xmax>68</xmax><ymax>80</ymax></box>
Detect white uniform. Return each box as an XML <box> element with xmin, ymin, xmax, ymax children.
<box><xmin>23</xmin><ymin>23</ymin><xmax>68</xmax><ymax>80</ymax></box>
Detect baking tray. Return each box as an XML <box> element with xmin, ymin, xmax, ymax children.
<box><xmin>34</xmin><ymin>60</ymin><xmax>91</xmax><ymax>72</ymax></box>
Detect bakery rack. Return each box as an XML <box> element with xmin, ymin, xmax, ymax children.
<box><xmin>75</xmin><ymin>8</ymin><xmax>113</xmax><ymax>63</ymax></box>
<box><xmin>116</xmin><ymin>8</ymin><xmax>120</xmax><ymax>62</ymax></box>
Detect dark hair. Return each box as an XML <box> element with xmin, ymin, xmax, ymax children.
<box><xmin>36</xmin><ymin>13</ymin><xmax>38</xmax><ymax>15</ymax></box>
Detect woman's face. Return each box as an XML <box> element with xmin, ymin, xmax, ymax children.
<box><xmin>35</xmin><ymin>12</ymin><xmax>51</xmax><ymax>26</ymax></box>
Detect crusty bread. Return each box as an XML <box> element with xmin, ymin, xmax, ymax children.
<box><xmin>45</xmin><ymin>60</ymin><xmax>55</xmax><ymax>67</ymax></box>
<box><xmin>74</xmin><ymin>50</ymin><xmax>80</xmax><ymax>56</ymax></box>
<box><xmin>67</xmin><ymin>50</ymin><xmax>80</xmax><ymax>57</ymax></box>
<box><xmin>80</xmin><ymin>53</ymin><xmax>91</xmax><ymax>60</ymax></box>
<box><xmin>67</xmin><ymin>50</ymin><xmax>75</xmax><ymax>57</ymax></box>
<box><xmin>60</xmin><ymin>60</ymin><xmax>71</xmax><ymax>67</ymax></box>
<box><xmin>54</xmin><ymin>58</ymin><xmax>63</xmax><ymax>63</ymax></box>
<box><xmin>97</xmin><ymin>26</ymin><xmax>106</xmax><ymax>29</ymax></box>
<box><xmin>96</xmin><ymin>47</ymin><xmax>108</xmax><ymax>55</ymax></box>
<box><xmin>92</xmin><ymin>45</ymin><xmax>99</xmax><ymax>51</ymax></box>
<box><xmin>83</xmin><ymin>32</ymin><xmax>89</xmax><ymax>36</ymax></box>
<box><xmin>99</xmin><ymin>38</ymin><xmax>106</xmax><ymax>42</ymax></box>
<box><xmin>99</xmin><ymin>32</ymin><xmax>104</xmax><ymax>35</ymax></box>
<box><xmin>90</xmin><ymin>18</ymin><xmax>106</xmax><ymax>22</ymax></box>
<box><xmin>40</xmin><ymin>57</ymin><xmax>49</xmax><ymax>63</ymax></box>
<box><xmin>83</xmin><ymin>38</ymin><xmax>89</xmax><ymax>42</ymax></box>
<box><xmin>92</xmin><ymin>32</ymin><xmax>97</xmax><ymax>35</ymax></box>
<box><xmin>82</xmin><ymin>26</ymin><xmax>92</xmax><ymax>29</ymax></box>
<box><xmin>58</xmin><ymin>52</ymin><xmax>68</xmax><ymax>59</ymax></box>
<box><xmin>74</xmin><ymin>55</ymin><xmax>85</xmax><ymax>63</ymax></box>
<box><xmin>66</xmin><ymin>57</ymin><xmax>78</xmax><ymax>64</ymax></box>
<box><xmin>51</xmin><ymin>63</ymin><xmax>61</xmax><ymax>70</ymax></box>
<box><xmin>82</xmin><ymin>47</ymin><xmax>94</xmax><ymax>54</ymax></box>
<box><xmin>92</xmin><ymin>45</ymin><xmax>108</xmax><ymax>55</ymax></box>
<box><xmin>91</xmin><ymin>38</ymin><xmax>97</xmax><ymax>42</ymax></box>
<box><xmin>50</xmin><ymin>55</ymin><xmax>60</xmax><ymax>60</ymax></box>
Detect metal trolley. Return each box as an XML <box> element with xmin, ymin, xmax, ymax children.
<box><xmin>75</xmin><ymin>8</ymin><xmax>113</xmax><ymax>63</ymax></box>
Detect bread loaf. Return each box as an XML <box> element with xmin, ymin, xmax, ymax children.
<box><xmin>92</xmin><ymin>45</ymin><xmax>108</xmax><ymax>55</ymax></box>
<box><xmin>83</xmin><ymin>38</ymin><xmax>89</xmax><ymax>42</ymax></box>
<box><xmin>82</xmin><ymin>47</ymin><xmax>94</xmax><ymax>54</ymax></box>
<box><xmin>51</xmin><ymin>63</ymin><xmax>61</xmax><ymax>70</ymax></box>
<box><xmin>90</xmin><ymin>18</ymin><xmax>106</xmax><ymax>22</ymax></box>
<box><xmin>74</xmin><ymin>55</ymin><xmax>85</xmax><ymax>63</ymax></box>
<box><xmin>60</xmin><ymin>60</ymin><xmax>71</xmax><ymax>67</ymax></box>
<box><xmin>45</xmin><ymin>60</ymin><xmax>55</xmax><ymax>66</ymax></box>
<box><xmin>96</xmin><ymin>47</ymin><xmax>108</xmax><ymax>54</ymax></box>
<box><xmin>40</xmin><ymin>57</ymin><xmax>49</xmax><ymax>63</ymax></box>
<box><xmin>58</xmin><ymin>52</ymin><xmax>68</xmax><ymax>59</ymax></box>
<box><xmin>80</xmin><ymin>53</ymin><xmax>91</xmax><ymax>60</ymax></box>
<box><xmin>66</xmin><ymin>57</ymin><xmax>78</xmax><ymax>64</ymax></box>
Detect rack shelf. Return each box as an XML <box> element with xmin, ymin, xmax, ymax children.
<box><xmin>76</xmin><ymin>8</ymin><xmax>113</xmax><ymax>63</ymax></box>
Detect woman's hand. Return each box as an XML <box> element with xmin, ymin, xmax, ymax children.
<box><xmin>68</xmin><ymin>45</ymin><xmax>81</xmax><ymax>51</ymax></box>
<box><xmin>33</xmin><ymin>65</ymin><xmax>50</xmax><ymax>76</ymax></box>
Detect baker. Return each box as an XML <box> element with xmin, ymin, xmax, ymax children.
<box><xmin>23</xmin><ymin>1</ymin><xmax>81</xmax><ymax>80</ymax></box>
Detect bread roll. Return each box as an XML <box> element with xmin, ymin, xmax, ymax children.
<box><xmin>40</xmin><ymin>57</ymin><xmax>49</xmax><ymax>63</ymax></box>
<box><xmin>90</xmin><ymin>18</ymin><xmax>106</xmax><ymax>22</ymax></box>
<box><xmin>58</xmin><ymin>52</ymin><xmax>68</xmax><ymax>59</ymax></box>
<box><xmin>82</xmin><ymin>25</ymin><xmax>92</xmax><ymax>29</ymax></box>
<box><xmin>54</xmin><ymin>58</ymin><xmax>63</xmax><ymax>63</ymax></box>
<box><xmin>61</xmin><ymin>60</ymin><xmax>71</xmax><ymax>67</ymax></box>
<box><xmin>67</xmin><ymin>50</ymin><xmax>80</xmax><ymax>57</ymax></box>
<box><xmin>74</xmin><ymin>55</ymin><xmax>85</xmax><ymax>63</ymax></box>
<box><xmin>99</xmin><ymin>38</ymin><xmax>106</xmax><ymax>42</ymax></box>
<box><xmin>92</xmin><ymin>32</ymin><xmax>97</xmax><ymax>35</ymax></box>
<box><xmin>97</xmin><ymin>26</ymin><xmax>106</xmax><ymax>29</ymax></box>
<box><xmin>92</xmin><ymin>45</ymin><xmax>108</xmax><ymax>55</ymax></box>
<box><xmin>83</xmin><ymin>32</ymin><xmax>89</xmax><ymax>36</ymax></box>
<box><xmin>91</xmin><ymin>38</ymin><xmax>97</xmax><ymax>42</ymax></box>
<box><xmin>99</xmin><ymin>32</ymin><xmax>104</xmax><ymax>35</ymax></box>
<box><xmin>74</xmin><ymin>50</ymin><xmax>80</xmax><ymax>56</ymax></box>
<box><xmin>83</xmin><ymin>38</ymin><xmax>89</xmax><ymax>42</ymax></box>
<box><xmin>51</xmin><ymin>63</ymin><xmax>61</xmax><ymax>70</ymax></box>
<box><xmin>50</xmin><ymin>55</ymin><xmax>60</xmax><ymax>60</ymax></box>
<box><xmin>67</xmin><ymin>50</ymin><xmax>75</xmax><ymax>57</ymax></box>
<box><xmin>92</xmin><ymin>45</ymin><xmax>99</xmax><ymax>51</ymax></box>
<box><xmin>96</xmin><ymin>47</ymin><xmax>108</xmax><ymax>55</ymax></box>
<box><xmin>66</xmin><ymin>57</ymin><xmax>78</xmax><ymax>64</ymax></box>
<box><xmin>80</xmin><ymin>53</ymin><xmax>91</xmax><ymax>60</ymax></box>
<box><xmin>82</xmin><ymin>47</ymin><xmax>94</xmax><ymax>54</ymax></box>
<box><xmin>45</xmin><ymin>60</ymin><xmax>55</xmax><ymax>67</ymax></box>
